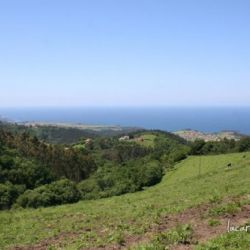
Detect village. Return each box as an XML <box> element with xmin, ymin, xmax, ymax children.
<box><xmin>174</xmin><ymin>129</ymin><xmax>242</xmax><ymax>142</ymax></box>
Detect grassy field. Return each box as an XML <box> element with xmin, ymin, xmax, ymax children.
<box><xmin>1</xmin><ymin>152</ymin><xmax>250</xmax><ymax>249</ymax></box>
<box><xmin>133</xmin><ymin>134</ymin><xmax>156</xmax><ymax>147</ymax></box>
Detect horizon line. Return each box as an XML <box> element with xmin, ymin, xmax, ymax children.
<box><xmin>1</xmin><ymin>105</ymin><xmax>250</xmax><ymax>109</ymax></box>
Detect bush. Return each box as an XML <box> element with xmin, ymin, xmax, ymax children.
<box><xmin>16</xmin><ymin>179</ymin><xmax>80</xmax><ymax>208</ymax></box>
<box><xmin>77</xmin><ymin>178</ymin><xmax>101</xmax><ymax>200</ymax></box>
<box><xmin>0</xmin><ymin>155</ymin><xmax>14</xmax><ymax>169</ymax></box>
<box><xmin>237</xmin><ymin>137</ymin><xmax>250</xmax><ymax>152</ymax></box>
<box><xmin>77</xmin><ymin>159</ymin><xmax>163</xmax><ymax>200</ymax></box>
<box><xmin>0</xmin><ymin>153</ymin><xmax>54</xmax><ymax>189</ymax></box>
<box><xmin>190</xmin><ymin>140</ymin><xmax>206</xmax><ymax>155</ymax></box>
<box><xmin>0</xmin><ymin>183</ymin><xmax>25</xmax><ymax>209</ymax></box>
<box><xmin>153</xmin><ymin>224</ymin><xmax>193</xmax><ymax>247</ymax></box>
<box><xmin>139</xmin><ymin>161</ymin><xmax>163</xmax><ymax>187</ymax></box>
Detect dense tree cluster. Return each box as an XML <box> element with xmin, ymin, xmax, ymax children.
<box><xmin>0</xmin><ymin>145</ymin><xmax>54</xmax><ymax>209</ymax></box>
<box><xmin>0</xmin><ymin>129</ymin><xmax>96</xmax><ymax>182</ymax></box>
<box><xmin>0</xmin><ymin>126</ymin><xmax>96</xmax><ymax>209</ymax></box>
<box><xmin>78</xmin><ymin>159</ymin><xmax>163</xmax><ymax>199</ymax></box>
<box><xmin>16</xmin><ymin>179</ymin><xmax>80</xmax><ymax>208</ymax></box>
<box><xmin>102</xmin><ymin>141</ymin><xmax>150</xmax><ymax>163</ymax></box>
<box><xmin>0</xmin><ymin>128</ymin><xmax>172</xmax><ymax>209</ymax></box>
<box><xmin>190</xmin><ymin>137</ymin><xmax>250</xmax><ymax>155</ymax></box>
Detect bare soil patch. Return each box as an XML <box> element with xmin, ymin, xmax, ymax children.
<box><xmin>11</xmin><ymin>196</ymin><xmax>250</xmax><ymax>250</ymax></box>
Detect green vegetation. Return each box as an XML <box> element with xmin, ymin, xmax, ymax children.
<box><xmin>16</xmin><ymin>179</ymin><xmax>80</xmax><ymax>208</ymax></box>
<box><xmin>190</xmin><ymin>137</ymin><xmax>250</xmax><ymax>155</ymax></box>
<box><xmin>0</xmin><ymin>125</ymin><xmax>189</xmax><ymax>209</ymax></box>
<box><xmin>0</xmin><ymin>145</ymin><xmax>54</xmax><ymax>209</ymax></box>
<box><xmin>1</xmin><ymin>122</ymin><xmax>141</xmax><ymax>144</ymax></box>
<box><xmin>208</xmin><ymin>201</ymin><xmax>242</xmax><ymax>217</ymax></box>
<box><xmin>133</xmin><ymin>134</ymin><xmax>157</xmax><ymax>147</ymax></box>
<box><xmin>0</xmin><ymin>152</ymin><xmax>250</xmax><ymax>249</ymax></box>
<box><xmin>196</xmin><ymin>231</ymin><xmax>250</xmax><ymax>250</ymax></box>
<box><xmin>77</xmin><ymin>159</ymin><xmax>163</xmax><ymax>199</ymax></box>
<box><xmin>133</xmin><ymin>224</ymin><xmax>194</xmax><ymax>250</ymax></box>
<box><xmin>207</xmin><ymin>219</ymin><xmax>221</xmax><ymax>227</ymax></box>
<box><xmin>1</xmin><ymin>122</ymin><xmax>250</xmax><ymax>249</ymax></box>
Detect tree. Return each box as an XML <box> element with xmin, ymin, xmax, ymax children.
<box><xmin>16</xmin><ymin>179</ymin><xmax>80</xmax><ymax>208</ymax></box>
<box><xmin>190</xmin><ymin>140</ymin><xmax>206</xmax><ymax>155</ymax></box>
<box><xmin>237</xmin><ymin>137</ymin><xmax>250</xmax><ymax>152</ymax></box>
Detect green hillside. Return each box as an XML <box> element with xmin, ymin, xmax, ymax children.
<box><xmin>1</xmin><ymin>152</ymin><xmax>250</xmax><ymax>249</ymax></box>
<box><xmin>0</xmin><ymin>127</ymin><xmax>191</xmax><ymax>209</ymax></box>
<box><xmin>0</xmin><ymin>121</ymin><xmax>142</xmax><ymax>144</ymax></box>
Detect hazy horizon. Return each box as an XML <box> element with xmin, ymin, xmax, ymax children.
<box><xmin>1</xmin><ymin>106</ymin><xmax>250</xmax><ymax>134</ymax></box>
<box><xmin>1</xmin><ymin>105</ymin><xmax>250</xmax><ymax>108</ymax></box>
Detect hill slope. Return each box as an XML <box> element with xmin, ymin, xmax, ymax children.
<box><xmin>1</xmin><ymin>152</ymin><xmax>250</xmax><ymax>249</ymax></box>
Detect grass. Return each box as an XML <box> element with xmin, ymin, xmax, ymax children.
<box><xmin>208</xmin><ymin>202</ymin><xmax>242</xmax><ymax>217</ymax></box>
<box><xmin>132</xmin><ymin>224</ymin><xmax>194</xmax><ymax>250</ymax></box>
<box><xmin>73</xmin><ymin>144</ymin><xmax>86</xmax><ymax>150</ymax></box>
<box><xmin>0</xmin><ymin>152</ymin><xmax>250</xmax><ymax>249</ymax></box>
<box><xmin>195</xmin><ymin>229</ymin><xmax>250</xmax><ymax>250</ymax></box>
<box><xmin>133</xmin><ymin>134</ymin><xmax>156</xmax><ymax>147</ymax></box>
<box><xmin>207</xmin><ymin>219</ymin><xmax>221</xmax><ymax>227</ymax></box>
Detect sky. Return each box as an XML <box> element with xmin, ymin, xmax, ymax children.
<box><xmin>0</xmin><ymin>0</ymin><xmax>250</xmax><ymax>107</ymax></box>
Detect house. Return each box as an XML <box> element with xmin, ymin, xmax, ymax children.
<box><xmin>85</xmin><ymin>138</ymin><xmax>92</xmax><ymax>144</ymax></box>
<box><xmin>119</xmin><ymin>135</ymin><xmax>130</xmax><ymax>141</ymax></box>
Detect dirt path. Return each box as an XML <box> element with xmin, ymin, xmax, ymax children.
<box><xmin>11</xmin><ymin>196</ymin><xmax>250</xmax><ymax>250</ymax></box>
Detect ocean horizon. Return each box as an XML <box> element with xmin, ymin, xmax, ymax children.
<box><xmin>0</xmin><ymin>106</ymin><xmax>250</xmax><ymax>135</ymax></box>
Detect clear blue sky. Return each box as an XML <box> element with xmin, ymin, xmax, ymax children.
<box><xmin>0</xmin><ymin>0</ymin><xmax>250</xmax><ymax>107</ymax></box>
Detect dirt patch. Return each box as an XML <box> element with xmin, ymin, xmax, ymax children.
<box><xmin>150</xmin><ymin>201</ymin><xmax>250</xmax><ymax>250</ymax></box>
<box><xmin>11</xmin><ymin>195</ymin><xmax>250</xmax><ymax>250</ymax></box>
<box><xmin>86</xmin><ymin>200</ymin><xmax>250</xmax><ymax>250</ymax></box>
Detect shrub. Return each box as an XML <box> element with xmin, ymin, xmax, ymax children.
<box><xmin>134</xmin><ymin>224</ymin><xmax>194</xmax><ymax>249</ymax></box>
<box><xmin>153</xmin><ymin>224</ymin><xmax>194</xmax><ymax>246</ymax></box>
<box><xmin>16</xmin><ymin>179</ymin><xmax>80</xmax><ymax>208</ymax></box>
<box><xmin>0</xmin><ymin>154</ymin><xmax>54</xmax><ymax>189</ymax></box>
<box><xmin>77</xmin><ymin>159</ymin><xmax>163</xmax><ymax>200</ymax></box>
<box><xmin>208</xmin><ymin>202</ymin><xmax>241</xmax><ymax>217</ymax></box>
<box><xmin>208</xmin><ymin>219</ymin><xmax>221</xmax><ymax>227</ymax></box>
<box><xmin>139</xmin><ymin>161</ymin><xmax>163</xmax><ymax>187</ymax></box>
<box><xmin>0</xmin><ymin>155</ymin><xmax>14</xmax><ymax>169</ymax></box>
<box><xmin>77</xmin><ymin>178</ymin><xmax>101</xmax><ymax>200</ymax></box>
<box><xmin>237</xmin><ymin>137</ymin><xmax>250</xmax><ymax>152</ymax></box>
<box><xmin>0</xmin><ymin>183</ymin><xmax>25</xmax><ymax>209</ymax></box>
<box><xmin>190</xmin><ymin>140</ymin><xmax>206</xmax><ymax>155</ymax></box>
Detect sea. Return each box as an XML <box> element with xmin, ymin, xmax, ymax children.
<box><xmin>0</xmin><ymin>107</ymin><xmax>250</xmax><ymax>135</ymax></box>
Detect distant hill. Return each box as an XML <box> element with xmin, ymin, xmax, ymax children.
<box><xmin>174</xmin><ymin>129</ymin><xmax>243</xmax><ymax>142</ymax></box>
<box><xmin>0</xmin><ymin>121</ymin><xmax>142</xmax><ymax>144</ymax></box>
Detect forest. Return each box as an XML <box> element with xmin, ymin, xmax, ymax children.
<box><xmin>1</xmin><ymin>122</ymin><xmax>250</xmax><ymax>210</ymax></box>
